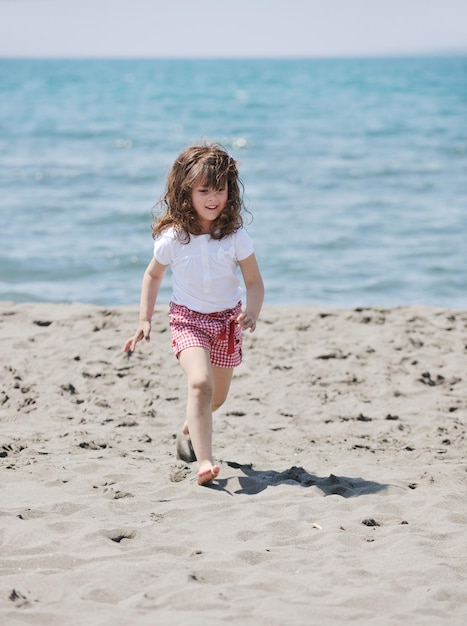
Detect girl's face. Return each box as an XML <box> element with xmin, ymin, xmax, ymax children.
<box><xmin>191</xmin><ymin>182</ymin><xmax>228</xmax><ymax>234</ymax></box>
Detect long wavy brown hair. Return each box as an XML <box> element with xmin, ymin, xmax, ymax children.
<box><xmin>152</xmin><ymin>144</ymin><xmax>249</xmax><ymax>242</ymax></box>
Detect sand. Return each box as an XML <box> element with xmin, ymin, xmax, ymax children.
<box><xmin>1</xmin><ymin>301</ymin><xmax>466</xmax><ymax>625</ymax></box>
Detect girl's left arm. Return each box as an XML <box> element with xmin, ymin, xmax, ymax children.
<box><xmin>237</xmin><ymin>253</ymin><xmax>264</xmax><ymax>332</ymax></box>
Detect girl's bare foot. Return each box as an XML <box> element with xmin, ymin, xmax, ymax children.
<box><xmin>176</xmin><ymin>431</ymin><xmax>196</xmax><ymax>463</ymax></box>
<box><xmin>197</xmin><ymin>463</ymin><xmax>220</xmax><ymax>486</ymax></box>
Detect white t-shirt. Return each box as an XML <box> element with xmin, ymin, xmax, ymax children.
<box><xmin>153</xmin><ymin>227</ymin><xmax>254</xmax><ymax>313</ymax></box>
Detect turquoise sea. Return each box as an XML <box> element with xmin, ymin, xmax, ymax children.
<box><xmin>1</xmin><ymin>57</ymin><xmax>466</xmax><ymax>308</ymax></box>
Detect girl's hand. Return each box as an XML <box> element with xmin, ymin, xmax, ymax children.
<box><xmin>123</xmin><ymin>321</ymin><xmax>151</xmax><ymax>352</ymax></box>
<box><xmin>235</xmin><ymin>310</ymin><xmax>257</xmax><ymax>333</ymax></box>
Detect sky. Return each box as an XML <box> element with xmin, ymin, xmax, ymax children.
<box><xmin>0</xmin><ymin>0</ymin><xmax>466</xmax><ymax>58</ymax></box>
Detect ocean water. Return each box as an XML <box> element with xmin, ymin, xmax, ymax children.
<box><xmin>1</xmin><ymin>57</ymin><xmax>466</xmax><ymax>308</ymax></box>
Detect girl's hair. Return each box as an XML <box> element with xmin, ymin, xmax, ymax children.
<box><xmin>152</xmin><ymin>143</ymin><xmax>248</xmax><ymax>241</ymax></box>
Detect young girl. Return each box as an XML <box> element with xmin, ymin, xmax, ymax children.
<box><xmin>124</xmin><ymin>144</ymin><xmax>264</xmax><ymax>486</ymax></box>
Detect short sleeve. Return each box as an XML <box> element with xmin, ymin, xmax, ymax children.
<box><xmin>235</xmin><ymin>228</ymin><xmax>255</xmax><ymax>261</ymax></box>
<box><xmin>153</xmin><ymin>230</ymin><xmax>174</xmax><ymax>266</ymax></box>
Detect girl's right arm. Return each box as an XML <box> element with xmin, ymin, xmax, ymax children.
<box><xmin>123</xmin><ymin>258</ymin><xmax>168</xmax><ymax>352</ymax></box>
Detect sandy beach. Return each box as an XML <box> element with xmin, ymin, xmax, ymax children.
<box><xmin>1</xmin><ymin>301</ymin><xmax>466</xmax><ymax>625</ymax></box>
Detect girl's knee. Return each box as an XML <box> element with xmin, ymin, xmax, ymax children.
<box><xmin>212</xmin><ymin>399</ymin><xmax>222</xmax><ymax>412</ymax></box>
<box><xmin>212</xmin><ymin>395</ymin><xmax>227</xmax><ymax>412</ymax></box>
<box><xmin>189</xmin><ymin>375</ymin><xmax>213</xmax><ymax>399</ymax></box>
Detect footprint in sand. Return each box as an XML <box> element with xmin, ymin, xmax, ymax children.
<box><xmin>9</xmin><ymin>589</ymin><xmax>31</xmax><ymax>608</ymax></box>
<box><xmin>170</xmin><ymin>465</ymin><xmax>192</xmax><ymax>483</ymax></box>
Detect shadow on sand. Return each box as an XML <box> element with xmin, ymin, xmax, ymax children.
<box><xmin>211</xmin><ymin>461</ymin><xmax>390</xmax><ymax>497</ymax></box>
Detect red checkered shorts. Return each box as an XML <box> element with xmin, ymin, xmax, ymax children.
<box><xmin>169</xmin><ymin>301</ymin><xmax>243</xmax><ymax>368</ymax></box>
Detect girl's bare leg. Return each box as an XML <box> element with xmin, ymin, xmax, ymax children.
<box><xmin>182</xmin><ymin>364</ymin><xmax>234</xmax><ymax>432</ymax></box>
<box><xmin>211</xmin><ymin>365</ymin><xmax>234</xmax><ymax>411</ymax></box>
<box><xmin>178</xmin><ymin>347</ymin><xmax>221</xmax><ymax>485</ymax></box>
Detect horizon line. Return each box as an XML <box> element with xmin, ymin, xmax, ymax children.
<box><xmin>1</xmin><ymin>50</ymin><xmax>467</xmax><ymax>62</ymax></box>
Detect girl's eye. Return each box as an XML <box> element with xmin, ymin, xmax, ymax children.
<box><xmin>196</xmin><ymin>187</ymin><xmax>225</xmax><ymax>194</ymax></box>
